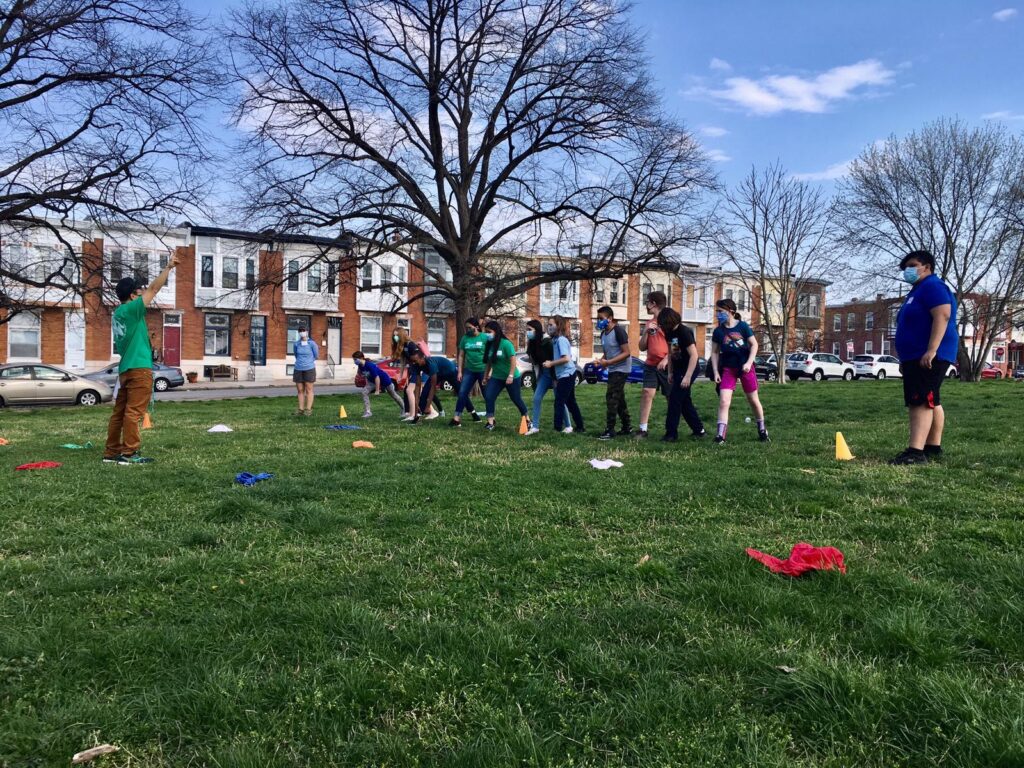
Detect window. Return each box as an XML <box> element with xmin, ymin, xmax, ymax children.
<box><xmin>201</xmin><ymin>255</ymin><xmax>214</xmax><ymax>288</ymax></box>
<box><xmin>360</xmin><ymin>263</ymin><xmax>373</xmax><ymax>290</ymax></box>
<box><xmin>159</xmin><ymin>251</ymin><xmax>169</xmax><ymax>270</ymax></box>
<box><xmin>396</xmin><ymin>317</ymin><xmax>410</xmax><ymax>333</ymax></box>
<box><xmin>594</xmin><ymin>281</ymin><xmax>605</xmax><ymax>304</ymax></box>
<box><xmin>0</xmin><ymin>365</ymin><xmax>32</xmax><ymax>379</ymax></box>
<box><xmin>888</xmin><ymin>308</ymin><xmax>899</xmax><ymax>333</ymax></box>
<box><xmin>287</xmin><ymin>260</ymin><xmax>299</xmax><ymax>291</ymax></box>
<box><xmin>395</xmin><ymin>266</ymin><xmax>406</xmax><ymax>295</ymax></box>
<box><xmin>427</xmin><ymin>318</ymin><xmax>446</xmax><ymax>354</ymax></box>
<box><xmin>833</xmin><ymin>314</ymin><xmax>841</xmax><ymax>332</ymax></box>
<box><xmin>847</xmin><ymin>312</ymin><xmax>856</xmax><ymax>331</ymax></box>
<box><xmin>33</xmin><ymin>366</ymin><xmax>65</xmax><ymax>381</ymax></box>
<box><xmin>360</xmin><ymin>316</ymin><xmax>382</xmax><ymax>355</ymax></box>
<box><xmin>832</xmin><ymin>342</ymin><xmax>840</xmax><ymax>356</ymax></box>
<box><xmin>109</xmin><ymin>249</ymin><xmax>124</xmax><ymax>282</ymax></box>
<box><xmin>797</xmin><ymin>293</ymin><xmax>820</xmax><ymax>318</ymax></box>
<box><xmin>326</xmin><ymin>261</ymin><xmax>337</xmax><ymax>294</ymax></box>
<box><xmin>611</xmin><ymin>280</ymin><xmax>624</xmax><ymax>305</ymax></box>
<box><xmin>8</xmin><ymin>312</ymin><xmax>40</xmax><ymax>359</ymax></box>
<box><xmin>735</xmin><ymin>290</ymin><xmax>748</xmax><ymax>312</ymax></box>
<box><xmin>222</xmin><ymin>257</ymin><xmax>238</xmax><ymax>290</ymax></box>
<box><xmin>864</xmin><ymin>340</ymin><xmax>873</xmax><ymax>354</ymax></box>
<box><xmin>204</xmin><ymin>314</ymin><xmax>230</xmax><ymax>356</ymax></box>
<box><xmin>699</xmin><ymin>286</ymin><xmax>711</xmax><ymax>308</ymax></box>
<box><xmin>133</xmin><ymin>251</ymin><xmax>149</xmax><ymax>284</ymax></box>
<box><xmin>882</xmin><ymin>338</ymin><xmax>891</xmax><ymax>356</ymax></box>
<box><xmin>286</xmin><ymin>315</ymin><xmax>311</xmax><ymax>354</ymax></box>
<box><xmin>865</xmin><ymin>311</ymin><xmax>874</xmax><ymax>331</ymax></box>
<box><xmin>307</xmin><ymin>262</ymin><xmax>321</xmax><ymax>292</ymax></box>
<box><xmin>245</xmin><ymin>258</ymin><xmax>255</xmax><ymax>290</ymax></box>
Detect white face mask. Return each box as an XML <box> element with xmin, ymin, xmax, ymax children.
<box><xmin>299</xmin><ymin>331</ymin><xmax>308</xmax><ymax>341</ymax></box>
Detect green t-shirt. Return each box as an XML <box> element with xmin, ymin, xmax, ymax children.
<box><xmin>113</xmin><ymin>297</ymin><xmax>152</xmax><ymax>373</ymax></box>
<box><xmin>488</xmin><ymin>338</ymin><xmax>520</xmax><ymax>381</ymax></box>
<box><xmin>459</xmin><ymin>333</ymin><xmax>489</xmax><ymax>373</ymax></box>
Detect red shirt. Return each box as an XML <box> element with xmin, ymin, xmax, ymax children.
<box><xmin>644</xmin><ymin>317</ymin><xmax>668</xmax><ymax>365</ymax></box>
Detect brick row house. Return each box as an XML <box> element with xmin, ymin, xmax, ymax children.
<box><xmin>2</xmin><ymin>220</ymin><xmax>831</xmax><ymax>379</ymax></box>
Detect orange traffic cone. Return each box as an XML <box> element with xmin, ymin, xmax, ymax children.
<box><xmin>519</xmin><ymin>415</ymin><xmax>529</xmax><ymax>435</ymax></box>
<box><xmin>141</xmin><ymin>412</ymin><xmax>153</xmax><ymax>430</ymax></box>
<box><xmin>835</xmin><ymin>432</ymin><xmax>854</xmax><ymax>461</ymax></box>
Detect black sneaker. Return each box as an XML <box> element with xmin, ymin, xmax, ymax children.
<box><xmin>713</xmin><ymin>436</ymin><xmax>726</xmax><ymax>445</ymax></box>
<box><xmin>117</xmin><ymin>453</ymin><xmax>153</xmax><ymax>465</ymax></box>
<box><xmin>759</xmin><ymin>430</ymin><xmax>771</xmax><ymax>443</ymax></box>
<box><xmin>597</xmin><ymin>430</ymin><xmax>615</xmax><ymax>440</ymax></box>
<box><xmin>409</xmin><ymin>416</ymin><xmax>420</xmax><ymax>425</ymax></box>
<box><xmin>575</xmin><ymin>427</ymin><xmax>586</xmax><ymax>435</ymax></box>
<box><xmin>449</xmin><ymin>418</ymin><xmax>462</xmax><ymax>427</ymax></box>
<box><xmin>471</xmin><ymin>411</ymin><xmax>483</xmax><ymax>422</ymax></box>
<box><xmin>889</xmin><ymin>449</ymin><xmax>927</xmax><ymax>465</ymax></box>
<box><xmin>485</xmin><ymin>423</ymin><xmax>495</xmax><ymax>431</ymax></box>
<box><xmin>692</xmin><ymin>430</ymin><xmax>707</xmax><ymax>440</ymax></box>
<box><xmin>102</xmin><ymin>454</ymin><xmax>121</xmax><ymax>463</ymax></box>
<box><xmin>661</xmin><ymin>435</ymin><xmax>678</xmax><ymax>443</ymax></box>
<box><xmin>924</xmin><ymin>444</ymin><xmax>943</xmax><ymax>459</ymax></box>
<box><xmin>632</xmin><ymin>429</ymin><xmax>648</xmax><ymax>440</ymax></box>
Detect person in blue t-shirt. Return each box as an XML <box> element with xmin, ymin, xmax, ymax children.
<box><xmin>891</xmin><ymin>250</ymin><xmax>959</xmax><ymax>465</ymax></box>
<box><xmin>352</xmin><ymin>351</ymin><xmax>405</xmax><ymax>417</ymax></box>
<box><xmin>542</xmin><ymin>315</ymin><xmax>585</xmax><ymax>434</ymax></box>
<box><xmin>710</xmin><ymin>298</ymin><xmax>768</xmax><ymax>444</ymax></box>
<box><xmin>406</xmin><ymin>349</ymin><xmax>471</xmax><ymax>423</ymax></box>
<box><xmin>292</xmin><ymin>326</ymin><xmax>319</xmax><ymax>416</ymax></box>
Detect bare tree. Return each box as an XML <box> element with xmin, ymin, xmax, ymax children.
<box><xmin>713</xmin><ymin>162</ymin><xmax>838</xmax><ymax>382</ymax></box>
<box><xmin>0</xmin><ymin>0</ymin><xmax>222</xmax><ymax>321</ymax></box>
<box><xmin>837</xmin><ymin>118</ymin><xmax>1024</xmax><ymax>380</ymax></box>
<box><xmin>227</xmin><ymin>0</ymin><xmax>715</xmax><ymax>328</ymax></box>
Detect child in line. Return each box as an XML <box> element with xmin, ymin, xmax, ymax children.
<box><xmin>353</xmin><ymin>351</ymin><xmax>405</xmax><ymax>417</ymax></box>
<box><xmin>710</xmin><ymin>298</ymin><xmax>769</xmax><ymax>444</ymax></box>
<box><xmin>543</xmin><ymin>315</ymin><xmax>585</xmax><ymax>434</ymax></box>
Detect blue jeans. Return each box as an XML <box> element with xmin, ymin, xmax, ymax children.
<box><xmin>455</xmin><ymin>370</ymin><xmax>485</xmax><ymax>416</ymax></box>
<box><xmin>532</xmin><ymin>368</ymin><xmax>570</xmax><ymax>427</ymax></box>
<box><xmin>484</xmin><ymin>376</ymin><xmax>529</xmax><ymax>419</ymax></box>
<box><xmin>554</xmin><ymin>375</ymin><xmax>585</xmax><ymax>431</ymax></box>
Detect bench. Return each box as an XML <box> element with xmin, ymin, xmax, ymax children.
<box><xmin>205</xmin><ymin>364</ymin><xmax>237</xmax><ymax>382</ymax></box>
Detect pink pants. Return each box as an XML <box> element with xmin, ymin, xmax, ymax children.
<box><xmin>720</xmin><ymin>366</ymin><xmax>758</xmax><ymax>394</ymax></box>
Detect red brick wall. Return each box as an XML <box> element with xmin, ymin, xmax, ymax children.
<box><xmin>0</xmin><ymin>309</ymin><xmax>8</xmax><ymax>363</ymax></box>
<box><xmin>40</xmin><ymin>308</ymin><xmax>65</xmax><ymax>364</ymax></box>
<box><xmin>83</xmin><ymin>238</ymin><xmax>113</xmax><ymax>362</ymax></box>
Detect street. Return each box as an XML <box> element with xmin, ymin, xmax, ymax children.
<box><xmin>157</xmin><ymin>384</ymin><xmax>360</xmax><ymax>402</ymax></box>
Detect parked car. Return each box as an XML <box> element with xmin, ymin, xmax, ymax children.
<box><xmin>515</xmin><ymin>353</ymin><xmax>584</xmax><ymax>389</ymax></box>
<box><xmin>84</xmin><ymin>362</ymin><xmax>186</xmax><ymax>392</ymax></box>
<box><xmin>1013</xmin><ymin>365</ymin><xmax>1024</xmax><ymax>380</ymax></box>
<box><xmin>371</xmin><ymin>357</ymin><xmax>458</xmax><ymax>390</ymax></box>
<box><xmin>785</xmin><ymin>352</ymin><xmax>855</xmax><ymax>382</ymax></box>
<box><xmin>584</xmin><ymin>355</ymin><xmax>708</xmax><ymax>384</ymax></box>
<box><xmin>0</xmin><ymin>363</ymin><xmax>113</xmax><ymax>407</ymax></box>
<box><xmin>852</xmin><ymin>354</ymin><xmax>902</xmax><ymax>380</ymax></box>
<box><xmin>754</xmin><ymin>354</ymin><xmax>778</xmax><ymax>382</ymax></box>
<box><xmin>980</xmin><ymin>362</ymin><xmax>1004</xmax><ymax>380</ymax></box>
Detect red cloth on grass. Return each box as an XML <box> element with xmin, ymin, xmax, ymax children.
<box><xmin>15</xmin><ymin>461</ymin><xmax>62</xmax><ymax>471</ymax></box>
<box><xmin>746</xmin><ymin>542</ymin><xmax>846</xmax><ymax>577</ymax></box>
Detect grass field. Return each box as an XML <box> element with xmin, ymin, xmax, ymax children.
<box><xmin>2</xmin><ymin>380</ymin><xmax>1023</xmax><ymax>767</ymax></box>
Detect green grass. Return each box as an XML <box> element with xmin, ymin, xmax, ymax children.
<box><xmin>1</xmin><ymin>380</ymin><xmax>1023</xmax><ymax>767</ymax></box>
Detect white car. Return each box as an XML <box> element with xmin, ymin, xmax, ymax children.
<box><xmin>852</xmin><ymin>354</ymin><xmax>902</xmax><ymax>380</ymax></box>
<box><xmin>785</xmin><ymin>352</ymin><xmax>855</xmax><ymax>382</ymax></box>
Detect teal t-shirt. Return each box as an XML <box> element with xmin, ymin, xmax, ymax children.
<box><xmin>459</xmin><ymin>333</ymin><xmax>488</xmax><ymax>373</ymax></box>
<box><xmin>488</xmin><ymin>338</ymin><xmax>520</xmax><ymax>380</ymax></box>
<box><xmin>113</xmin><ymin>297</ymin><xmax>152</xmax><ymax>373</ymax></box>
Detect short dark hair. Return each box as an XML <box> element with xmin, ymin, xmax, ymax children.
<box><xmin>900</xmin><ymin>250</ymin><xmax>935</xmax><ymax>270</ymax></box>
<box><xmin>657</xmin><ymin>307</ymin><xmax>681</xmax><ymax>331</ymax></box>
<box><xmin>596</xmin><ymin>305</ymin><xmax>614</xmax><ymax>317</ymax></box>
<box><xmin>646</xmin><ymin>290</ymin><xmax>667</xmax><ymax>308</ymax></box>
<box><xmin>465</xmin><ymin>316</ymin><xmax>480</xmax><ymax>329</ymax></box>
<box><xmin>115</xmin><ymin>277</ymin><xmax>138</xmax><ymax>302</ymax></box>
<box><xmin>352</xmin><ymin>350</ymin><xmax>365</xmax><ymax>360</ymax></box>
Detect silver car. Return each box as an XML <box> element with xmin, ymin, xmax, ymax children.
<box><xmin>0</xmin><ymin>363</ymin><xmax>113</xmax><ymax>407</ymax></box>
<box><xmin>84</xmin><ymin>362</ymin><xmax>186</xmax><ymax>392</ymax></box>
<box><xmin>515</xmin><ymin>352</ymin><xmax>584</xmax><ymax>389</ymax></box>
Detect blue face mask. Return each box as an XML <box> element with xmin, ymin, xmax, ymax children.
<box><xmin>526</xmin><ymin>330</ymin><xmax>535</xmax><ymax>341</ymax></box>
<box><xmin>596</xmin><ymin>318</ymin><xmax>609</xmax><ymax>331</ymax></box>
<box><xmin>485</xmin><ymin>332</ymin><xmax>495</xmax><ymax>341</ymax></box>
<box><xmin>903</xmin><ymin>266</ymin><xmax>920</xmax><ymax>284</ymax></box>
<box><xmin>716</xmin><ymin>311</ymin><xmax>730</xmax><ymax>324</ymax></box>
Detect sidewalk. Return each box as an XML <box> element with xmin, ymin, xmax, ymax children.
<box><xmin>184</xmin><ymin>377</ymin><xmax>353</xmax><ymax>391</ymax></box>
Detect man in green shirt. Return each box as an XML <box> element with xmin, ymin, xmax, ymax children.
<box><xmin>103</xmin><ymin>255</ymin><xmax>179</xmax><ymax>465</ymax></box>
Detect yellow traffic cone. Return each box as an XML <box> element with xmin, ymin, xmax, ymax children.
<box><xmin>835</xmin><ymin>432</ymin><xmax>854</xmax><ymax>461</ymax></box>
<box><xmin>141</xmin><ymin>412</ymin><xmax>153</xmax><ymax>430</ymax></box>
<box><xmin>519</xmin><ymin>415</ymin><xmax>529</xmax><ymax>435</ymax></box>
<box><xmin>338</xmin><ymin>405</ymin><xmax>347</xmax><ymax>419</ymax></box>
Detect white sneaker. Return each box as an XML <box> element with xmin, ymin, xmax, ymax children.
<box><xmin>362</xmin><ymin>411</ymin><xmax>372</xmax><ymax>418</ymax></box>
<box><xmin>525</xmin><ymin>427</ymin><xmax>540</xmax><ymax>436</ymax></box>
<box><xmin>424</xmin><ymin>410</ymin><xmax>440</xmax><ymax>420</ymax></box>
<box><xmin>439</xmin><ymin>410</ymin><xmax>446</xmax><ymax>417</ymax></box>
<box><xmin>562</xmin><ymin>427</ymin><xmax>574</xmax><ymax>434</ymax></box>
<box><xmin>401</xmin><ymin>414</ymin><xmax>415</xmax><ymax>422</ymax></box>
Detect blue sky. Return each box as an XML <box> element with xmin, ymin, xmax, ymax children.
<box><xmin>631</xmin><ymin>0</ymin><xmax>1024</xmax><ymax>185</ymax></box>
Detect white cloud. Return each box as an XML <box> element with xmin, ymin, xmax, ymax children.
<box><xmin>699</xmin><ymin>125</ymin><xmax>729</xmax><ymax>138</ymax></box>
<box><xmin>791</xmin><ymin>159</ymin><xmax>852</xmax><ymax>182</ymax></box>
<box><xmin>707</xmin><ymin>59</ymin><xmax>895</xmax><ymax>115</ymax></box>
<box><xmin>709</xmin><ymin>57</ymin><xmax>732</xmax><ymax>72</ymax></box>
<box><xmin>982</xmin><ymin>110</ymin><xmax>1024</xmax><ymax>121</ymax></box>
<box><xmin>992</xmin><ymin>8</ymin><xmax>1018</xmax><ymax>21</ymax></box>
<box><xmin>705</xmin><ymin>148</ymin><xmax>731</xmax><ymax>163</ymax></box>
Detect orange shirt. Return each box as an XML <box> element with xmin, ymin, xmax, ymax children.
<box><xmin>644</xmin><ymin>317</ymin><xmax>668</xmax><ymax>365</ymax></box>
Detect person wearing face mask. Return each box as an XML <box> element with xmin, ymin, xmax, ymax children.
<box><xmin>543</xmin><ymin>315</ymin><xmax>585</xmax><ymax>434</ymax></box>
<box><xmin>524</xmin><ymin>318</ymin><xmax>569</xmax><ymax>435</ymax></box>
<box><xmin>292</xmin><ymin>326</ymin><xmax>320</xmax><ymax>416</ymax></box>
<box><xmin>352</xmin><ymin>350</ymin><xmax>405</xmax><ymax>417</ymax></box>
<box><xmin>592</xmin><ymin>306</ymin><xmax>632</xmax><ymax>440</ymax></box>
<box><xmin>481</xmin><ymin>320</ymin><xmax>531</xmax><ymax>432</ymax></box>
<box><xmin>891</xmin><ymin>250</ymin><xmax>958</xmax><ymax>465</ymax></box>
<box><xmin>406</xmin><ymin>347</ymin><xmax>459</xmax><ymax>423</ymax></box>
<box><xmin>710</xmin><ymin>299</ymin><xmax>768</xmax><ymax>444</ymax></box>
<box><xmin>450</xmin><ymin>317</ymin><xmax>486</xmax><ymax>426</ymax></box>
<box><xmin>635</xmin><ymin>290</ymin><xmax>669</xmax><ymax>439</ymax></box>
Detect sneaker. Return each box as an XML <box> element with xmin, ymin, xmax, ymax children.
<box><xmin>525</xmin><ymin>427</ymin><xmax>540</xmax><ymax>436</ymax></box>
<box><xmin>889</xmin><ymin>449</ymin><xmax>927</xmax><ymax>465</ymax></box>
<box><xmin>471</xmin><ymin>411</ymin><xmax>482</xmax><ymax>422</ymax></box>
<box><xmin>303</xmin><ymin>409</ymin><xmax>312</xmax><ymax>417</ymax></box>
<box><xmin>424</xmin><ymin>411</ymin><xmax>440</xmax><ymax>421</ymax></box>
<box><xmin>616</xmin><ymin>428</ymin><xmax>632</xmax><ymax>437</ymax></box>
<box><xmin>362</xmin><ymin>411</ymin><xmax>372</xmax><ymax>418</ymax></box>
<box><xmin>692</xmin><ymin>430</ymin><xmax>707</xmax><ymax>440</ymax></box>
<box><xmin>401</xmin><ymin>414</ymin><xmax>416</xmax><ymax>422</ymax></box>
<box><xmin>575</xmin><ymin>427</ymin><xmax>586</xmax><ymax>435</ymax></box>
<box><xmin>597</xmin><ymin>430</ymin><xmax>615</xmax><ymax>440</ymax></box>
<box><xmin>485</xmin><ymin>423</ymin><xmax>495</xmax><ymax>431</ymax></box>
<box><xmin>562</xmin><ymin>427</ymin><xmax>574</xmax><ymax>434</ymax></box>
<box><xmin>661</xmin><ymin>435</ymin><xmax>678</xmax><ymax>443</ymax></box>
<box><xmin>924</xmin><ymin>445</ymin><xmax>943</xmax><ymax>458</ymax></box>
<box><xmin>438</xmin><ymin>410</ymin><xmax>446</xmax><ymax>418</ymax></box>
<box><xmin>759</xmin><ymin>430</ymin><xmax>771</xmax><ymax>443</ymax></box>
<box><xmin>449</xmin><ymin>418</ymin><xmax>462</xmax><ymax>427</ymax></box>
<box><xmin>117</xmin><ymin>453</ymin><xmax>154</xmax><ymax>465</ymax></box>
<box><xmin>102</xmin><ymin>455</ymin><xmax>121</xmax><ymax>463</ymax></box>
<box><xmin>714</xmin><ymin>436</ymin><xmax>726</xmax><ymax>445</ymax></box>
<box><xmin>632</xmin><ymin>429</ymin><xmax>648</xmax><ymax>440</ymax></box>
<box><xmin>293</xmin><ymin>408</ymin><xmax>304</xmax><ymax>416</ymax></box>
<box><xmin>409</xmin><ymin>416</ymin><xmax>421</xmax><ymax>425</ymax></box>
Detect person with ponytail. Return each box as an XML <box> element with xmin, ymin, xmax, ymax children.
<box><xmin>710</xmin><ymin>298</ymin><xmax>769</xmax><ymax>444</ymax></box>
<box><xmin>524</xmin><ymin>318</ymin><xmax>568</xmax><ymax>435</ymax></box>
<box><xmin>481</xmin><ymin>320</ymin><xmax>531</xmax><ymax>432</ymax></box>
<box><xmin>542</xmin><ymin>315</ymin><xmax>585</xmax><ymax>434</ymax></box>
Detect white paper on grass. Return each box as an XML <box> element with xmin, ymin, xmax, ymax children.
<box><xmin>207</xmin><ymin>424</ymin><xmax>233</xmax><ymax>433</ymax></box>
<box><xmin>589</xmin><ymin>459</ymin><xmax>624</xmax><ymax>470</ymax></box>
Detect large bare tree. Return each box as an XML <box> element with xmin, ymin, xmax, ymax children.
<box><xmin>837</xmin><ymin>118</ymin><xmax>1024</xmax><ymax>380</ymax></box>
<box><xmin>0</xmin><ymin>0</ymin><xmax>222</xmax><ymax>321</ymax></box>
<box><xmin>713</xmin><ymin>162</ymin><xmax>838</xmax><ymax>381</ymax></box>
<box><xmin>227</xmin><ymin>0</ymin><xmax>715</xmax><ymax>327</ymax></box>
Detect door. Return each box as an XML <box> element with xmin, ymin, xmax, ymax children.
<box><xmin>327</xmin><ymin>317</ymin><xmax>342</xmax><ymax>365</ymax></box>
<box><xmin>32</xmin><ymin>365</ymin><xmax>77</xmax><ymax>403</ymax></box>
<box><xmin>163</xmin><ymin>313</ymin><xmax>181</xmax><ymax>366</ymax></box>
<box><xmin>0</xmin><ymin>365</ymin><xmax>34</xmax><ymax>403</ymax></box>
<box><xmin>249</xmin><ymin>315</ymin><xmax>267</xmax><ymax>366</ymax></box>
<box><xmin>64</xmin><ymin>311</ymin><xmax>86</xmax><ymax>372</ymax></box>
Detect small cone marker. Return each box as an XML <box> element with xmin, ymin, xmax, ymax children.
<box><xmin>338</xmin><ymin>405</ymin><xmax>347</xmax><ymax>419</ymax></box>
<box><xmin>518</xmin><ymin>415</ymin><xmax>529</xmax><ymax>435</ymax></box>
<box><xmin>835</xmin><ymin>431</ymin><xmax>854</xmax><ymax>461</ymax></box>
<box><xmin>141</xmin><ymin>412</ymin><xmax>153</xmax><ymax>430</ymax></box>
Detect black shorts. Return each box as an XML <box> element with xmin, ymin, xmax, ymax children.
<box><xmin>292</xmin><ymin>368</ymin><xmax>316</xmax><ymax>384</ymax></box>
<box><xmin>901</xmin><ymin>359</ymin><xmax>949</xmax><ymax>408</ymax></box>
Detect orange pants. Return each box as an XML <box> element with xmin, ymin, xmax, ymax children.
<box><xmin>104</xmin><ymin>368</ymin><xmax>153</xmax><ymax>458</ymax></box>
